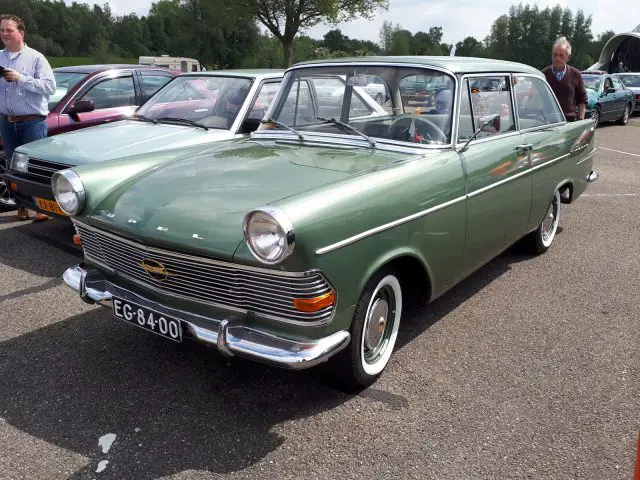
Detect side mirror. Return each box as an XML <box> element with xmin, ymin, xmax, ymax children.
<box><xmin>604</xmin><ymin>87</ymin><xmax>615</xmax><ymax>95</ymax></box>
<box><xmin>479</xmin><ymin>114</ymin><xmax>501</xmax><ymax>133</ymax></box>
<box><xmin>67</xmin><ymin>100</ymin><xmax>95</xmax><ymax>115</ymax></box>
<box><xmin>457</xmin><ymin>114</ymin><xmax>501</xmax><ymax>153</ymax></box>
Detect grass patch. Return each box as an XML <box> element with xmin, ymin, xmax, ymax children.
<box><xmin>48</xmin><ymin>57</ymin><xmax>138</xmax><ymax>68</ymax></box>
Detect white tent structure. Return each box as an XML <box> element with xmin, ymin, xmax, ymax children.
<box><xmin>589</xmin><ymin>24</ymin><xmax>640</xmax><ymax>73</ymax></box>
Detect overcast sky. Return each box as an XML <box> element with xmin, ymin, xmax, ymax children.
<box><xmin>85</xmin><ymin>0</ymin><xmax>639</xmax><ymax>46</ymax></box>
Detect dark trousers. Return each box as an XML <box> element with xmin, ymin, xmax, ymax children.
<box><xmin>0</xmin><ymin>117</ymin><xmax>48</xmax><ymax>163</ymax></box>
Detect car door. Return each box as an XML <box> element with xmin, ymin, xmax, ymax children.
<box><xmin>56</xmin><ymin>72</ymin><xmax>138</xmax><ymax>134</ymax></box>
<box><xmin>611</xmin><ymin>77</ymin><xmax>628</xmax><ymax>116</ymax></box>
<box><xmin>513</xmin><ymin>74</ymin><xmax>569</xmax><ymax>232</ymax></box>
<box><xmin>457</xmin><ymin>75</ymin><xmax>532</xmax><ymax>275</ymax></box>
<box><xmin>600</xmin><ymin>76</ymin><xmax>616</xmax><ymax>120</ymax></box>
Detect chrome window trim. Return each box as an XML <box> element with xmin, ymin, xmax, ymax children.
<box><xmin>519</xmin><ymin>122</ymin><xmax>566</xmax><ymax>133</ymax></box>
<box><xmin>316</xmin><ymin>151</ymin><xmax>572</xmax><ymax>255</ymax></box>
<box><xmin>59</xmin><ymin>69</ymin><xmax>136</xmax><ymax>114</ymax></box>
<box><xmin>260</xmin><ymin>62</ymin><xmax>459</xmax><ymax>150</ymax></box>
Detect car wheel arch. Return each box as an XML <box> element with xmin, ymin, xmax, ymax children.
<box><xmin>356</xmin><ymin>249</ymin><xmax>433</xmax><ymax>316</ymax></box>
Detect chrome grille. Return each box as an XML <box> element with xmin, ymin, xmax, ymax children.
<box><xmin>74</xmin><ymin>222</ymin><xmax>335</xmax><ymax>323</ymax></box>
<box><xmin>26</xmin><ymin>158</ymin><xmax>73</xmax><ymax>185</ymax></box>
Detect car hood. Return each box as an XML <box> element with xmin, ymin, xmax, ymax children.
<box><xmin>19</xmin><ymin>120</ymin><xmax>235</xmax><ymax>165</ymax></box>
<box><xmin>85</xmin><ymin>141</ymin><xmax>408</xmax><ymax>261</ymax></box>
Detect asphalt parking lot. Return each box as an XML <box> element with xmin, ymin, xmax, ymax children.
<box><xmin>1</xmin><ymin>116</ymin><xmax>638</xmax><ymax>480</ymax></box>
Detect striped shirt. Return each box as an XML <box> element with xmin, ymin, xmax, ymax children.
<box><xmin>0</xmin><ymin>45</ymin><xmax>56</xmax><ymax>116</ymax></box>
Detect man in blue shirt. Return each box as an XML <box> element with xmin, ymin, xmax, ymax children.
<box><xmin>0</xmin><ymin>14</ymin><xmax>56</xmax><ymax>221</ymax></box>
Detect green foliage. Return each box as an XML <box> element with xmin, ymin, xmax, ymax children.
<box><xmin>47</xmin><ymin>57</ymin><xmax>138</xmax><ymax>68</ymax></box>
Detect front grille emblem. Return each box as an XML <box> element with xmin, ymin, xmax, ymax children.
<box><xmin>139</xmin><ymin>258</ymin><xmax>174</xmax><ymax>281</ymax></box>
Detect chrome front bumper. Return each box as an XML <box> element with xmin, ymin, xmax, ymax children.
<box><xmin>63</xmin><ymin>265</ymin><xmax>350</xmax><ymax>370</ymax></box>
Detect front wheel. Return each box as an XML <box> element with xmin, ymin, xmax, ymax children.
<box><xmin>331</xmin><ymin>270</ymin><xmax>403</xmax><ymax>391</ymax></box>
<box><xmin>524</xmin><ymin>190</ymin><xmax>560</xmax><ymax>254</ymax></box>
<box><xmin>591</xmin><ymin>106</ymin><xmax>601</xmax><ymax>128</ymax></box>
<box><xmin>0</xmin><ymin>153</ymin><xmax>17</xmax><ymax>211</ymax></box>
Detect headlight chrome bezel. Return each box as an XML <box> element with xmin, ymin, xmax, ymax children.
<box><xmin>242</xmin><ymin>206</ymin><xmax>295</xmax><ymax>265</ymax></box>
<box><xmin>11</xmin><ymin>152</ymin><xmax>29</xmax><ymax>173</ymax></box>
<box><xmin>51</xmin><ymin>169</ymin><xmax>86</xmax><ymax>216</ymax></box>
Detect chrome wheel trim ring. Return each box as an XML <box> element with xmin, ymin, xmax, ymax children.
<box><xmin>541</xmin><ymin>190</ymin><xmax>560</xmax><ymax>248</ymax></box>
<box><xmin>360</xmin><ymin>275</ymin><xmax>402</xmax><ymax>376</ymax></box>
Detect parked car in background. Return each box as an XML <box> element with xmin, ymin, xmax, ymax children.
<box><xmin>614</xmin><ymin>73</ymin><xmax>640</xmax><ymax>112</ymax></box>
<box><xmin>400</xmin><ymin>73</ymin><xmax>450</xmax><ymax>106</ymax></box>
<box><xmin>581</xmin><ymin>72</ymin><xmax>636</xmax><ymax>126</ymax></box>
<box><xmin>57</xmin><ymin>57</ymin><xmax>597</xmax><ymax>390</ymax></box>
<box><xmin>0</xmin><ymin>64</ymin><xmax>179</xmax><ymax>208</ymax></box>
<box><xmin>5</xmin><ymin>70</ymin><xmax>284</xmax><ymax>218</ymax></box>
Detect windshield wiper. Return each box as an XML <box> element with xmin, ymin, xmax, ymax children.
<box><xmin>260</xmin><ymin>118</ymin><xmax>305</xmax><ymax>140</ymax></box>
<box><xmin>155</xmin><ymin>117</ymin><xmax>209</xmax><ymax>131</ymax></box>
<box><xmin>315</xmin><ymin>116</ymin><xmax>376</xmax><ymax>148</ymax></box>
<box><xmin>132</xmin><ymin>114</ymin><xmax>157</xmax><ymax>124</ymax></box>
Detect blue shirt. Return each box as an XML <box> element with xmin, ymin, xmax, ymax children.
<box><xmin>0</xmin><ymin>45</ymin><xmax>56</xmax><ymax>116</ymax></box>
<box><xmin>552</xmin><ymin>65</ymin><xmax>567</xmax><ymax>81</ymax></box>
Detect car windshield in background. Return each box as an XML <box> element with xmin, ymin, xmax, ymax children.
<box><xmin>263</xmin><ymin>66</ymin><xmax>455</xmax><ymax>146</ymax></box>
<box><xmin>136</xmin><ymin>75</ymin><xmax>253</xmax><ymax>129</ymax></box>
<box><xmin>582</xmin><ymin>75</ymin><xmax>601</xmax><ymax>91</ymax></box>
<box><xmin>618</xmin><ymin>75</ymin><xmax>640</xmax><ymax>87</ymax></box>
<box><xmin>49</xmin><ymin>72</ymin><xmax>87</xmax><ymax>110</ymax></box>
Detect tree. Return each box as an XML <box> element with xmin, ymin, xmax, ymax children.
<box><xmin>455</xmin><ymin>36</ymin><xmax>486</xmax><ymax>57</ymax></box>
<box><xmin>242</xmin><ymin>0</ymin><xmax>388</xmax><ymax>67</ymax></box>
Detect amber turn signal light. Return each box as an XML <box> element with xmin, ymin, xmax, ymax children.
<box><xmin>8</xmin><ymin>182</ymin><xmax>17</xmax><ymax>191</ymax></box>
<box><xmin>293</xmin><ymin>291</ymin><xmax>335</xmax><ymax>312</ymax></box>
<box><xmin>72</xmin><ymin>234</ymin><xmax>82</xmax><ymax>246</ymax></box>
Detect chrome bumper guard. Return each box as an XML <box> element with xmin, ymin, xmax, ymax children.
<box><xmin>63</xmin><ymin>265</ymin><xmax>350</xmax><ymax>370</ymax></box>
<box><xmin>587</xmin><ymin>170</ymin><xmax>599</xmax><ymax>183</ymax></box>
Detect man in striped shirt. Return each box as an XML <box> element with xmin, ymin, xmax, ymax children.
<box><xmin>0</xmin><ymin>14</ymin><xmax>56</xmax><ymax>221</ymax></box>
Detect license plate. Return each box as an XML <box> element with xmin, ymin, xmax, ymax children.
<box><xmin>112</xmin><ymin>297</ymin><xmax>183</xmax><ymax>342</ymax></box>
<box><xmin>33</xmin><ymin>196</ymin><xmax>67</xmax><ymax>216</ymax></box>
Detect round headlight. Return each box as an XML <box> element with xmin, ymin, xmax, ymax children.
<box><xmin>243</xmin><ymin>207</ymin><xmax>295</xmax><ymax>265</ymax></box>
<box><xmin>51</xmin><ymin>170</ymin><xmax>85</xmax><ymax>215</ymax></box>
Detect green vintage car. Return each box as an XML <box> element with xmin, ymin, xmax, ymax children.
<box><xmin>56</xmin><ymin>57</ymin><xmax>598</xmax><ymax>389</ymax></box>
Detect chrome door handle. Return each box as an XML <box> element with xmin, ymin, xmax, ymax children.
<box><xmin>515</xmin><ymin>144</ymin><xmax>533</xmax><ymax>154</ymax></box>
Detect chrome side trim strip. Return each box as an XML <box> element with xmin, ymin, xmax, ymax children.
<box><xmin>466</xmin><ymin>168</ymin><xmax>531</xmax><ymax>198</ymax></box>
<box><xmin>576</xmin><ymin>148</ymin><xmax>597</xmax><ymax>165</ymax></box>
<box><xmin>315</xmin><ymin>194</ymin><xmax>467</xmax><ymax>255</ymax></box>
<box><xmin>316</xmin><ymin>151</ymin><xmax>574</xmax><ymax>255</ymax></box>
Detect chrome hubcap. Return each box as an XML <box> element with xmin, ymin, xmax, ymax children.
<box><xmin>624</xmin><ymin>107</ymin><xmax>629</xmax><ymax>122</ymax></box>
<box><xmin>364</xmin><ymin>298</ymin><xmax>388</xmax><ymax>350</ymax></box>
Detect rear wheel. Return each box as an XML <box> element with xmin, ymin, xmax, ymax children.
<box><xmin>617</xmin><ymin>103</ymin><xmax>631</xmax><ymax>125</ymax></box>
<box><xmin>524</xmin><ymin>190</ymin><xmax>560</xmax><ymax>254</ymax></box>
<box><xmin>331</xmin><ymin>269</ymin><xmax>403</xmax><ymax>391</ymax></box>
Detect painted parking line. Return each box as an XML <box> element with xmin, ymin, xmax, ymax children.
<box><xmin>581</xmin><ymin>193</ymin><xmax>636</xmax><ymax>197</ymax></box>
<box><xmin>599</xmin><ymin>147</ymin><xmax>640</xmax><ymax>158</ymax></box>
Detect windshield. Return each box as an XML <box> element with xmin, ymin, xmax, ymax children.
<box><xmin>582</xmin><ymin>75</ymin><xmax>601</xmax><ymax>91</ymax></box>
<box><xmin>262</xmin><ymin>66</ymin><xmax>455</xmax><ymax>146</ymax></box>
<box><xmin>618</xmin><ymin>75</ymin><xmax>640</xmax><ymax>87</ymax></box>
<box><xmin>49</xmin><ymin>72</ymin><xmax>87</xmax><ymax>110</ymax></box>
<box><xmin>136</xmin><ymin>75</ymin><xmax>253</xmax><ymax>129</ymax></box>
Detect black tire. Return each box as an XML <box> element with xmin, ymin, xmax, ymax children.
<box><xmin>617</xmin><ymin>103</ymin><xmax>631</xmax><ymax>125</ymax></box>
<box><xmin>0</xmin><ymin>152</ymin><xmax>17</xmax><ymax>212</ymax></box>
<box><xmin>524</xmin><ymin>190</ymin><xmax>560</xmax><ymax>254</ymax></box>
<box><xmin>329</xmin><ymin>268</ymin><xmax>403</xmax><ymax>391</ymax></box>
<box><xmin>591</xmin><ymin>106</ymin><xmax>601</xmax><ymax>128</ymax></box>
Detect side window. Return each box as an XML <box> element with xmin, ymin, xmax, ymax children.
<box><xmin>466</xmin><ymin>75</ymin><xmax>515</xmax><ymax>139</ymax></box>
<box><xmin>247</xmin><ymin>81</ymin><xmax>281</xmax><ymax>119</ymax></box>
<box><xmin>612</xmin><ymin>77</ymin><xmax>624</xmax><ymax>90</ymax></box>
<box><xmin>280</xmin><ymin>78</ymin><xmax>313</xmax><ymax>126</ymax></box>
<box><xmin>514</xmin><ymin>76</ymin><xmax>564</xmax><ymax>128</ymax></box>
<box><xmin>603</xmin><ymin>77</ymin><xmax>614</xmax><ymax>91</ymax></box>
<box><xmin>140</xmin><ymin>75</ymin><xmax>173</xmax><ymax>101</ymax></box>
<box><xmin>81</xmin><ymin>76</ymin><xmax>136</xmax><ymax>109</ymax></box>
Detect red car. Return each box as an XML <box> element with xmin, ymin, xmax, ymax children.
<box><xmin>1</xmin><ymin>64</ymin><xmax>179</xmax><ymax>207</ymax></box>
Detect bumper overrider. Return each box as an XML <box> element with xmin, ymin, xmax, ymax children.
<box><xmin>62</xmin><ymin>264</ymin><xmax>351</xmax><ymax>369</ymax></box>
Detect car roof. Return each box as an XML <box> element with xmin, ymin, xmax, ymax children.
<box><xmin>291</xmin><ymin>56</ymin><xmax>542</xmax><ymax>75</ymax></box>
<box><xmin>180</xmin><ymin>69</ymin><xmax>285</xmax><ymax>79</ymax></box>
<box><xmin>53</xmin><ymin>64</ymin><xmax>178</xmax><ymax>74</ymax></box>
